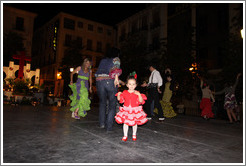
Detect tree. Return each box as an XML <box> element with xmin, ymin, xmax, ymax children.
<box><xmin>3</xmin><ymin>32</ymin><xmax>25</xmax><ymax>66</ymax></box>
<box><xmin>60</xmin><ymin>39</ymin><xmax>86</xmax><ymax>98</ymax></box>
<box><xmin>119</xmin><ymin>31</ymin><xmax>148</xmax><ymax>81</ymax></box>
<box><xmin>219</xmin><ymin>5</ymin><xmax>243</xmax><ymax>102</ymax></box>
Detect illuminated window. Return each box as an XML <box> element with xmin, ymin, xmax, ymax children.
<box><xmin>53</xmin><ymin>26</ymin><xmax>58</xmax><ymax>51</ymax></box>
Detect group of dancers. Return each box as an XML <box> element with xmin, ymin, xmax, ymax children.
<box><xmin>199</xmin><ymin>73</ymin><xmax>241</xmax><ymax>123</ymax></box>
<box><xmin>68</xmin><ymin>47</ymin><xmax>242</xmax><ymax>141</ymax></box>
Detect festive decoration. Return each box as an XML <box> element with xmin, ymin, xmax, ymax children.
<box><xmin>13</xmin><ymin>51</ymin><xmax>31</xmax><ymax>78</ymax></box>
<box><xmin>129</xmin><ymin>71</ymin><xmax>137</xmax><ymax>79</ymax></box>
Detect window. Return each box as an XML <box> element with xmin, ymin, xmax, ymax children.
<box><xmin>198</xmin><ymin>16</ymin><xmax>208</xmax><ymax>35</ymax></box>
<box><xmin>152</xmin><ymin>37</ymin><xmax>160</xmax><ymax>50</ymax></box>
<box><xmin>198</xmin><ymin>48</ymin><xmax>208</xmax><ymax>60</ymax></box>
<box><xmin>96</xmin><ymin>41</ymin><xmax>102</xmax><ymax>52</ymax></box>
<box><xmin>64</xmin><ymin>18</ymin><xmax>75</xmax><ymax>30</ymax></box>
<box><xmin>98</xmin><ymin>27</ymin><xmax>103</xmax><ymax>33</ymax></box>
<box><xmin>87</xmin><ymin>39</ymin><xmax>93</xmax><ymax>50</ymax></box>
<box><xmin>107</xmin><ymin>29</ymin><xmax>112</xmax><ymax>36</ymax></box>
<box><xmin>16</xmin><ymin>17</ymin><xmax>24</xmax><ymax>31</ymax></box>
<box><xmin>106</xmin><ymin>43</ymin><xmax>111</xmax><ymax>52</ymax></box>
<box><xmin>152</xmin><ymin>10</ymin><xmax>160</xmax><ymax>28</ymax></box>
<box><xmin>131</xmin><ymin>21</ymin><xmax>138</xmax><ymax>33</ymax></box>
<box><xmin>88</xmin><ymin>24</ymin><xmax>93</xmax><ymax>31</ymax></box>
<box><xmin>65</xmin><ymin>34</ymin><xmax>72</xmax><ymax>46</ymax></box>
<box><xmin>76</xmin><ymin>37</ymin><xmax>82</xmax><ymax>48</ymax></box>
<box><xmin>78</xmin><ymin>21</ymin><xmax>83</xmax><ymax>28</ymax></box>
<box><xmin>120</xmin><ymin>27</ymin><xmax>126</xmax><ymax>41</ymax></box>
<box><xmin>142</xmin><ymin>16</ymin><xmax>148</xmax><ymax>30</ymax></box>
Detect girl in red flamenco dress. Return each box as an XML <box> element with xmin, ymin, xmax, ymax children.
<box><xmin>115</xmin><ymin>75</ymin><xmax>148</xmax><ymax>142</ymax></box>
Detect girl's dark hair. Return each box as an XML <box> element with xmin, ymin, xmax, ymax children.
<box><xmin>126</xmin><ymin>76</ymin><xmax>137</xmax><ymax>84</ymax></box>
<box><xmin>165</xmin><ymin>74</ymin><xmax>174</xmax><ymax>91</ymax></box>
<box><xmin>202</xmin><ymin>81</ymin><xmax>209</xmax><ymax>89</ymax></box>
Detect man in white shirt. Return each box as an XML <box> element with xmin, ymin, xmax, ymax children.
<box><xmin>142</xmin><ymin>64</ymin><xmax>165</xmax><ymax>122</ymax></box>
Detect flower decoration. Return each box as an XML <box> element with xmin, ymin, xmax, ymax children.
<box><xmin>129</xmin><ymin>71</ymin><xmax>137</xmax><ymax>79</ymax></box>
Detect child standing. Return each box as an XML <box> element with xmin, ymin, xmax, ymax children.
<box><xmin>115</xmin><ymin>75</ymin><xmax>148</xmax><ymax>142</ymax></box>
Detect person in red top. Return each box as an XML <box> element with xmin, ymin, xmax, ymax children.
<box><xmin>115</xmin><ymin>75</ymin><xmax>148</xmax><ymax>142</ymax></box>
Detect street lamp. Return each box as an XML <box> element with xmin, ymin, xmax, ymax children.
<box><xmin>70</xmin><ymin>68</ymin><xmax>74</xmax><ymax>72</ymax></box>
<box><xmin>241</xmin><ymin>29</ymin><xmax>244</xmax><ymax>39</ymax></box>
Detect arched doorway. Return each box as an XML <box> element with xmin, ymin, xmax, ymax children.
<box><xmin>3</xmin><ymin>71</ymin><xmax>6</xmax><ymax>80</ymax></box>
<box><xmin>15</xmin><ymin>70</ymin><xmax>19</xmax><ymax>78</ymax></box>
<box><xmin>31</xmin><ymin>75</ymin><xmax>35</xmax><ymax>86</ymax></box>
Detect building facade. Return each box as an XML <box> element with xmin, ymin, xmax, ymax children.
<box><xmin>3</xmin><ymin>5</ymin><xmax>39</xmax><ymax>84</ymax></box>
<box><xmin>117</xmin><ymin>4</ymin><xmax>168</xmax><ymax>61</ymax></box>
<box><xmin>117</xmin><ymin>3</ymin><xmax>242</xmax><ymax>73</ymax></box>
<box><xmin>32</xmin><ymin>12</ymin><xmax>115</xmax><ymax>96</ymax></box>
<box><xmin>3</xmin><ymin>5</ymin><xmax>37</xmax><ymax>59</ymax></box>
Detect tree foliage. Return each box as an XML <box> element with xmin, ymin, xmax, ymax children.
<box><xmin>60</xmin><ymin>39</ymin><xmax>86</xmax><ymax>98</ymax></box>
<box><xmin>119</xmin><ymin>31</ymin><xmax>148</xmax><ymax>81</ymax></box>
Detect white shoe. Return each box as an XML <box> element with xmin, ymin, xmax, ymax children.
<box><xmin>147</xmin><ymin>117</ymin><xmax>152</xmax><ymax>120</ymax></box>
<box><xmin>71</xmin><ymin>112</ymin><xmax>75</xmax><ymax>118</ymax></box>
<box><xmin>159</xmin><ymin>118</ymin><xmax>165</xmax><ymax>121</ymax></box>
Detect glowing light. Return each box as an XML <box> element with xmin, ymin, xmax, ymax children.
<box><xmin>57</xmin><ymin>72</ymin><xmax>62</xmax><ymax>80</ymax></box>
<box><xmin>241</xmin><ymin>29</ymin><xmax>244</xmax><ymax>39</ymax></box>
<box><xmin>70</xmin><ymin>68</ymin><xmax>74</xmax><ymax>72</ymax></box>
<box><xmin>189</xmin><ymin>67</ymin><xmax>194</xmax><ymax>71</ymax></box>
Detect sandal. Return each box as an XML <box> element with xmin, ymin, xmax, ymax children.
<box><xmin>74</xmin><ymin>111</ymin><xmax>80</xmax><ymax>119</ymax></box>
<box><xmin>71</xmin><ymin>112</ymin><xmax>75</xmax><ymax>118</ymax></box>
<box><xmin>132</xmin><ymin>135</ymin><xmax>137</xmax><ymax>141</ymax></box>
<box><xmin>121</xmin><ymin>136</ymin><xmax>128</xmax><ymax>142</ymax></box>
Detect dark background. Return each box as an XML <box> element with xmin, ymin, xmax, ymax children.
<box><xmin>6</xmin><ymin>3</ymin><xmax>148</xmax><ymax>29</ymax></box>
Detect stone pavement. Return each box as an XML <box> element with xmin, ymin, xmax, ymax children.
<box><xmin>2</xmin><ymin>104</ymin><xmax>244</xmax><ymax>164</ymax></box>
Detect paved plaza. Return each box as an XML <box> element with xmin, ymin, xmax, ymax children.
<box><xmin>2</xmin><ymin>104</ymin><xmax>244</xmax><ymax>164</ymax></box>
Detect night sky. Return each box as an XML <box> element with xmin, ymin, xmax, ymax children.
<box><xmin>5</xmin><ymin>3</ymin><xmax>148</xmax><ymax>29</ymax></box>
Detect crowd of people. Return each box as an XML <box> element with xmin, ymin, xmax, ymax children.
<box><xmin>68</xmin><ymin>47</ymin><xmax>242</xmax><ymax>141</ymax></box>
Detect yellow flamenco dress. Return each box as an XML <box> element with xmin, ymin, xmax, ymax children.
<box><xmin>154</xmin><ymin>82</ymin><xmax>177</xmax><ymax>118</ymax></box>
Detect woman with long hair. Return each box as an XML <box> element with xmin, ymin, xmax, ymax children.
<box><xmin>154</xmin><ymin>74</ymin><xmax>177</xmax><ymax>118</ymax></box>
<box><xmin>69</xmin><ymin>58</ymin><xmax>93</xmax><ymax>119</ymax></box>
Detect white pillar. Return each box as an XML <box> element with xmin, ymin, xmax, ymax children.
<box><xmin>35</xmin><ymin>68</ymin><xmax>40</xmax><ymax>85</ymax></box>
<box><xmin>8</xmin><ymin>61</ymin><xmax>14</xmax><ymax>78</ymax></box>
<box><xmin>25</xmin><ymin>63</ymin><xmax>31</xmax><ymax>79</ymax></box>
